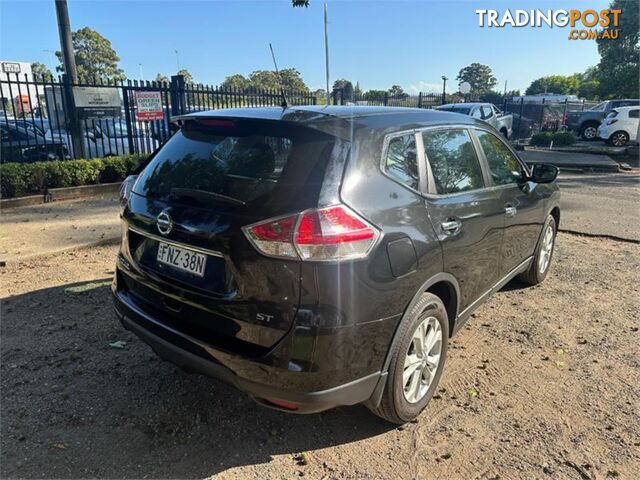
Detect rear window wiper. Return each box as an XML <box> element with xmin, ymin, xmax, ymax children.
<box><xmin>169</xmin><ymin>188</ymin><xmax>246</xmax><ymax>207</ymax></box>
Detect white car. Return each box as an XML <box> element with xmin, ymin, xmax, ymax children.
<box><xmin>597</xmin><ymin>106</ymin><xmax>639</xmax><ymax>147</ymax></box>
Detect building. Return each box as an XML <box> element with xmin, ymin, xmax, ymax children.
<box><xmin>0</xmin><ymin>61</ymin><xmax>40</xmax><ymax>116</ymax></box>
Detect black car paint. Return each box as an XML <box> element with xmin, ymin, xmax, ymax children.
<box><xmin>113</xmin><ymin>106</ymin><xmax>560</xmax><ymax>413</ymax></box>
<box><xmin>1</xmin><ymin>122</ymin><xmax>68</xmax><ymax>163</ymax></box>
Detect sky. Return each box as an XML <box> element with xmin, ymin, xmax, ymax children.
<box><xmin>0</xmin><ymin>0</ymin><xmax>608</xmax><ymax>93</ymax></box>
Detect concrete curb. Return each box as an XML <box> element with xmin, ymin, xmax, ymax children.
<box><xmin>1</xmin><ymin>182</ymin><xmax>121</xmax><ymax>210</ymax></box>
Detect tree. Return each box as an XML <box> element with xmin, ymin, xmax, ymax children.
<box><xmin>221</xmin><ymin>74</ymin><xmax>251</xmax><ymax>91</ymax></box>
<box><xmin>177</xmin><ymin>69</ymin><xmax>194</xmax><ymax>84</ymax></box>
<box><xmin>332</xmin><ymin>79</ymin><xmax>353</xmax><ymax>100</ymax></box>
<box><xmin>31</xmin><ymin>62</ymin><xmax>53</xmax><ymax>79</ymax></box>
<box><xmin>456</xmin><ymin>63</ymin><xmax>497</xmax><ymax>96</ymax></box>
<box><xmin>354</xmin><ymin>81</ymin><xmax>363</xmax><ymax>98</ymax></box>
<box><xmin>313</xmin><ymin>88</ymin><xmax>328</xmax><ymax>104</ymax></box>
<box><xmin>577</xmin><ymin>67</ymin><xmax>600</xmax><ymax>100</ymax></box>
<box><xmin>363</xmin><ymin>89</ymin><xmax>387</xmax><ymax>100</ymax></box>
<box><xmin>388</xmin><ymin>85</ymin><xmax>408</xmax><ymax>98</ymax></box>
<box><xmin>525</xmin><ymin>74</ymin><xmax>582</xmax><ymax>95</ymax></box>
<box><xmin>278</xmin><ymin>68</ymin><xmax>308</xmax><ymax>91</ymax></box>
<box><xmin>55</xmin><ymin>27</ymin><xmax>125</xmax><ymax>82</ymax></box>
<box><xmin>292</xmin><ymin>0</ymin><xmax>309</xmax><ymax>6</ymax></box>
<box><xmin>249</xmin><ymin>70</ymin><xmax>280</xmax><ymax>91</ymax></box>
<box><xmin>155</xmin><ymin>73</ymin><xmax>169</xmax><ymax>84</ymax></box>
<box><xmin>596</xmin><ymin>0</ymin><xmax>639</xmax><ymax>99</ymax></box>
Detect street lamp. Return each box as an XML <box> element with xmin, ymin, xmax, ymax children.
<box><xmin>441</xmin><ymin>76</ymin><xmax>448</xmax><ymax>103</ymax></box>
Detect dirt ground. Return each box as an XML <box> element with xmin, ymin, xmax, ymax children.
<box><xmin>1</xmin><ymin>232</ymin><xmax>639</xmax><ymax>480</ymax></box>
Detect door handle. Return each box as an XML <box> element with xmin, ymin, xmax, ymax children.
<box><xmin>441</xmin><ymin>219</ymin><xmax>461</xmax><ymax>234</ymax></box>
<box><xmin>505</xmin><ymin>206</ymin><xmax>517</xmax><ymax>217</ymax></box>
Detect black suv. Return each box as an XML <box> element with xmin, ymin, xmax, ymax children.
<box><xmin>113</xmin><ymin>106</ymin><xmax>560</xmax><ymax>423</ymax></box>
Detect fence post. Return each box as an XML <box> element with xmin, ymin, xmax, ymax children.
<box><xmin>418</xmin><ymin>92</ymin><xmax>423</xmax><ymax>109</ymax></box>
<box><xmin>122</xmin><ymin>82</ymin><xmax>135</xmax><ymax>154</ymax></box>
<box><xmin>518</xmin><ymin>98</ymin><xmax>524</xmax><ymax>140</ymax></box>
<box><xmin>562</xmin><ymin>99</ymin><xmax>568</xmax><ymax>127</ymax></box>
<box><xmin>384</xmin><ymin>92</ymin><xmax>388</xmax><ymax>106</ymax></box>
<box><xmin>170</xmin><ymin>74</ymin><xmax>186</xmax><ymax>116</ymax></box>
<box><xmin>441</xmin><ymin>91</ymin><xmax>446</xmax><ymax>105</ymax></box>
<box><xmin>539</xmin><ymin>98</ymin><xmax>546</xmax><ymax>130</ymax></box>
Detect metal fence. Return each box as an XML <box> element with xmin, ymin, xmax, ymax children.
<box><xmin>1</xmin><ymin>72</ymin><xmax>605</xmax><ymax>163</ymax></box>
<box><xmin>0</xmin><ymin>74</ymin><xmax>316</xmax><ymax>163</ymax></box>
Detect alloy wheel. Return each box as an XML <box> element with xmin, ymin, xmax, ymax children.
<box><xmin>403</xmin><ymin>316</ymin><xmax>442</xmax><ymax>403</ymax></box>
<box><xmin>538</xmin><ymin>225</ymin><xmax>554</xmax><ymax>274</ymax></box>
<box><xmin>582</xmin><ymin>126</ymin><xmax>597</xmax><ymax>140</ymax></box>
<box><xmin>611</xmin><ymin>132</ymin><xmax>628</xmax><ymax>147</ymax></box>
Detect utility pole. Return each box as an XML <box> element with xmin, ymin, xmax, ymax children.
<box><xmin>503</xmin><ymin>80</ymin><xmax>507</xmax><ymax>96</ymax></box>
<box><xmin>139</xmin><ymin>63</ymin><xmax>144</xmax><ymax>81</ymax></box>
<box><xmin>54</xmin><ymin>0</ymin><xmax>86</xmax><ymax>159</ymax></box>
<box><xmin>324</xmin><ymin>2</ymin><xmax>330</xmax><ymax>104</ymax></box>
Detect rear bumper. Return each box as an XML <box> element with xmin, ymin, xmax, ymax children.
<box><xmin>113</xmin><ymin>287</ymin><xmax>382</xmax><ymax>414</ymax></box>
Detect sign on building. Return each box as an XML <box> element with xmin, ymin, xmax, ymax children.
<box><xmin>72</xmin><ymin>86</ymin><xmax>122</xmax><ymax>119</ymax></box>
<box><xmin>134</xmin><ymin>91</ymin><xmax>164</xmax><ymax>121</ymax></box>
<box><xmin>2</xmin><ymin>62</ymin><xmax>21</xmax><ymax>74</ymax></box>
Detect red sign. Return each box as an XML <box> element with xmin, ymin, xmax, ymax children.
<box><xmin>134</xmin><ymin>91</ymin><xmax>164</xmax><ymax>121</ymax></box>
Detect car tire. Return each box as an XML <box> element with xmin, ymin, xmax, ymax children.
<box><xmin>580</xmin><ymin>122</ymin><xmax>599</xmax><ymax>141</ymax></box>
<box><xmin>609</xmin><ymin>131</ymin><xmax>629</xmax><ymax>147</ymax></box>
<box><xmin>369</xmin><ymin>293</ymin><xmax>449</xmax><ymax>424</ymax></box>
<box><xmin>518</xmin><ymin>215</ymin><xmax>557</xmax><ymax>286</ymax></box>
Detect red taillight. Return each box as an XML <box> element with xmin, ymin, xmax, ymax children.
<box><xmin>242</xmin><ymin>204</ymin><xmax>379</xmax><ymax>262</ymax></box>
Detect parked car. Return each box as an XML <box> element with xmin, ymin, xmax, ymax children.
<box><xmin>46</xmin><ymin>119</ymin><xmax>159</xmax><ymax>158</ymax></box>
<box><xmin>112</xmin><ymin>106</ymin><xmax>560</xmax><ymax>424</ymax></box>
<box><xmin>437</xmin><ymin>103</ymin><xmax>513</xmax><ymax>139</ymax></box>
<box><xmin>566</xmin><ymin>99</ymin><xmax>640</xmax><ymax>140</ymax></box>
<box><xmin>597</xmin><ymin>106</ymin><xmax>639</xmax><ymax>146</ymax></box>
<box><xmin>1</xmin><ymin>121</ymin><xmax>69</xmax><ymax>163</ymax></box>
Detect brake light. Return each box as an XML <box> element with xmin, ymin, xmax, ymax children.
<box><xmin>243</xmin><ymin>205</ymin><xmax>379</xmax><ymax>261</ymax></box>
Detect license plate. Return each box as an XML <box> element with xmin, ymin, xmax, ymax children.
<box><xmin>156</xmin><ymin>242</ymin><xmax>207</xmax><ymax>277</ymax></box>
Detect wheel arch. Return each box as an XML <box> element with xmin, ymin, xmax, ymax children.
<box><xmin>366</xmin><ymin>272</ymin><xmax>461</xmax><ymax>409</ymax></box>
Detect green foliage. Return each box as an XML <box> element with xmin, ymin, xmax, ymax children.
<box><xmin>246</xmin><ymin>69</ymin><xmax>308</xmax><ymax>92</ymax></box>
<box><xmin>292</xmin><ymin>0</ymin><xmax>309</xmax><ymax>6</ymax></box>
<box><xmin>56</xmin><ymin>27</ymin><xmax>125</xmax><ymax>82</ymax></box>
<box><xmin>155</xmin><ymin>73</ymin><xmax>170</xmax><ymax>84</ymax></box>
<box><xmin>530</xmin><ymin>131</ymin><xmax>576</xmax><ymax>147</ymax></box>
<box><xmin>525</xmin><ymin>74</ymin><xmax>582</xmax><ymax>95</ymax></box>
<box><xmin>0</xmin><ymin>154</ymin><xmax>145</xmax><ymax>199</ymax></box>
<box><xmin>456</xmin><ymin>63</ymin><xmax>497</xmax><ymax>95</ymax></box>
<box><xmin>596</xmin><ymin>0</ymin><xmax>639</xmax><ymax>99</ymax></box>
<box><xmin>221</xmin><ymin>74</ymin><xmax>251</xmax><ymax>91</ymax></box>
<box><xmin>177</xmin><ymin>69</ymin><xmax>194</xmax><ymax>84</ymax></box>
<box><xmin>31</xmin><ymin>62</ymin><xmax>53</xmax><ymax>80</ymax></box>
<box><xmin>332</xmin><ymin>79</ymin><xmax>354</xmax><ymax>99</ymax></box>
<box><xmin>388</xmin><ymin>85</ymin><xmax>408</xmax><ymax>98</ymax></box>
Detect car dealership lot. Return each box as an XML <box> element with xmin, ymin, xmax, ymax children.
<box><xmin>1</xmin><ymin>230</ymin><xmax>638</xmax><ymax>479</ymax></box>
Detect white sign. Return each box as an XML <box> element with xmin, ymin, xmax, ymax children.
<box><xmin>134</xmin><ymin>91</ymin><xmax>164</xmax><ymax>121</ymax></box>
<box><xmin>2</xmin><ymin>62</ymin><xmax>21</xmax><ymax>74</ymax></box>
<box><xmin>459</xmin><ymin>82</ymin><xmax>472</xmax><ymax>94</ymax></box>
<box><xmin>72</xmin><ymin>86</ymin><xmax>122</xmax><ymax>119</ymax></box>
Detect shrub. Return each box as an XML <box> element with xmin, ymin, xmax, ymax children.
<box><xmin>530</xmin><ymin>130</ymin><xmax>576</xmax><ymax>147</ymax></box>
<box><xmin>1</xmin><ymin>154</ymin><xmax>145</xmax><ymax>199</ymax></box>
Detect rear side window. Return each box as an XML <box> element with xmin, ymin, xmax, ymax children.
<box><xmin>384</xmin><ymin>134</ymin><xmax>419</xmax><ymax>190</ymax></box>
<box><xmin>481</xmin><ymin>106</ymin><xmax>493</xmax><ymax>119</ymax></box>
<box><xmin>476</xmin><ymin>130</ymin><xmax>524</xmax><ymax>185</ymax></box>
<box><xmin>422</xmin><ymin>129</ymin><xmax>484</xmax><ymax>194</ymax></box>
<box><xmin>629</xmin><ymin>109</ymin><xmax>639</xmax><ymax>118</ymax></box>
<box><xmin>134</xmin><ymin>119</ymin><xmax>335</xmax><ymax>206</ymax></box>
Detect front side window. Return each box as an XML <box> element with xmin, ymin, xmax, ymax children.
<box><xmin>384</xmin><ymin>133</ymin><xmax>419</xmax><ymax>190</ymax></box>
<box><xmin>422</xmin><ymin>129</ymin><xmax>485</xmax><ymax>194</ymax></box>
<box><xmin>481</xmin><ymin>106</ymin><xmax>494</xmax><ymax>119</ymax></box>
<box><xmin>471</xmin><ymin>108</ymin><xmax>482</xmax><ymax>119</ymax></box>
<box><xmin>476</xmin><ymin>130</ymin><xmax>524</xmax><ymax>185</ymax></box>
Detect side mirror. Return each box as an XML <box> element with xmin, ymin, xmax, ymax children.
<box><xmin>530</xmin><ymin>163</ymin><xmax>559</xmax><ymax>183</ymax></box>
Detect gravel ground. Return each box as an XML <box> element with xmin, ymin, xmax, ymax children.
<box><xmin>1</xmin><ymin>233</ymin><xmax>639</xmax><ymax>479</ymax></box>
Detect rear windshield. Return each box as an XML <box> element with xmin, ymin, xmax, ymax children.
<box><xmin>440</xmin><ymin>107</ymin><xmax>471</xmax><ymax>115</ymax></box>
<box><xmin>133</xmin><ymin>119</ymin><xmax>336</xmax><ymax>206</ymax></box>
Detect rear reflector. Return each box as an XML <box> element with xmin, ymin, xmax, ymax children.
<box><xmin>264</xmin><ymin>398</ymin><xmax>299</xmax><ymax>411</ymax></box>
<box><xmin>242</xmin><ymin>204</ymin><xmax>379</xmax><ymax>262</ymax></box>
